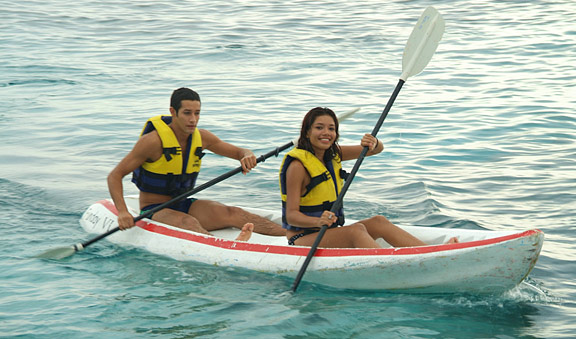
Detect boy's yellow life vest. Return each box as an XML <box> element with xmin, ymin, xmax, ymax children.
<box><xmin>131</xmin><ymin>115</ymin><xmax>203</xmax><ymax>196</ymax></box>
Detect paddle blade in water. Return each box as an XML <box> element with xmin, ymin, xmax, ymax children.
<box><xmin>400</xmin><ymin>6</ymin><xmax>445</xmax><ymax>81</ymax></box>
<box><xmin>35</xmin><ymin>246</ymin><xmax>77</xmax><ymax>260</ymax></box>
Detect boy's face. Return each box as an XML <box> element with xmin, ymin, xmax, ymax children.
<box><xmin>170</xmin><ymin>100</ymin><xmax>201</xmax><ymax>135</ymax></box>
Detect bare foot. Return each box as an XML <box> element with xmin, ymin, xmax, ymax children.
<box><xmin>447</xmin><ymin>236</ymin><xmax>459</xmax><ymax>244</ymax></box>
<box><xmin>235</xmin><ymin>223</ymin><xmax>254</xmax><ymax>242</ymax></box>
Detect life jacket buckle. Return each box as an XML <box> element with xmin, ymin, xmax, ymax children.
<box><xmin>163</xmin><ymin>147</ymin><xmax>182</xmax><ymax>161</ymax></box>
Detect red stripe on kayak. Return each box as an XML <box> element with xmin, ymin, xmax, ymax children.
<box><xmin>99</xmin><ymin>200</ymin><xmax>543</xmax><ymax>257</ymax></box>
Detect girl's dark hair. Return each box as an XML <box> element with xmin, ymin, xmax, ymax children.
<box><xmin>170</xmin><ymin>87</ymin><xmax>201</xmax><ymax>114</ymax></box>
<box><xmin>297</xmin><ymin>107</ymin><xmax>342</xmax><ymax>162</ymax></box>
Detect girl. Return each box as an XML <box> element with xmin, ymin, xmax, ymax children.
<box><xmin>279</xmin><ymin>107</ymin><xmax>458</xmax><ymax>248</ymax></box>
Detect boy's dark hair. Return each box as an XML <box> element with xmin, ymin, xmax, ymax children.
<box><xmin>170</xmin><ymin>88</ymin><xmax>201</xmax><ymax>114</ymax></box>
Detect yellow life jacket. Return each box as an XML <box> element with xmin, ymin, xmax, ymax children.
<box><xmin>279</xmin><ymin>148</ymin><xmax>345</xmax><ymax>230</ymax></box>
<box><xmin>131</xmin><ymin>115</ymin><xmax>203</xmax><ymax>197</ymax></box>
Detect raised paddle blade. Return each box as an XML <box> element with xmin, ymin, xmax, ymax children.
<box><xmin>34</xmin><ymin>246</ymin><xmax>78</xmax><ymax>260</ymax></box>
<box><xmin>400</xmin><ymin>6</ymin><xmax>445</xmax><ymax>81</ymax></box>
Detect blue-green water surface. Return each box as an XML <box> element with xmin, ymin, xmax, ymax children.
<box><xmin>1</xmin><ymin>0</ymin><xmax>575</xmax><ymax>338</ymax></box>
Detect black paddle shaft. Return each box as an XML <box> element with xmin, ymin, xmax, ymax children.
<box><xmin>80</xmin><ymin>142</ymin><xmax>294</xmax><ymax>250</ymax></box>
<box><xmin>291</xmin><ymin>79</ymin><xmax>405</xmax><ymax>292</ymax></box>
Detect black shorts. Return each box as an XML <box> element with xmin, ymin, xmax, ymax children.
<box><xmin>140</xmin><ymin>198</ymin><xmax>198</xmax><ymax>218</ymax></box>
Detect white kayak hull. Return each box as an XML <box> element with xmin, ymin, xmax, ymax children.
<box><xmin>79</xmin><ymin>197</ymin><xmax>544</xmax><ymax>293</ymax></box>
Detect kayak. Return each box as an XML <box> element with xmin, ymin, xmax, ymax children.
<box><xmin>79</xmin><ymin>196</ymin><xmax>544</xmax><ymax>293</ymax></box>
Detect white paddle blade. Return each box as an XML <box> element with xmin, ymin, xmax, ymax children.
<box><xmin>400</xmin><ymin>6</ymin><xmax>445</xmax><ymax>81</ymax></box>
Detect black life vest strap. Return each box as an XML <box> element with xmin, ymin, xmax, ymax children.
<box><xmin>340</xmin><ymin>168</ymin><xmax>349</xmax><ymax>181</ymax></box>
<box><xmin>304</xmin><ymin>172</ymin><xmax>330</xmax><ymax>196</ymax></box>
<box><xmin>194</xmin><ymin>146</ymin><xmax>205</xmax><ymax>159</ymax></box>
<box><xmin>162</xmin><ymin>147</ymin><xmax>181</xmax><ymax>161</ymax></box>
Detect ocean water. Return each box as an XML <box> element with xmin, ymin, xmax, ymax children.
<box><xmin>1</xmin><ymin>0</ymin><xmax>575</xmax><ymax>337</ymax></box>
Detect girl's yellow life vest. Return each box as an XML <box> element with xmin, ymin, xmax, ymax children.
<box><xmin>280</xmin><ymin>148</ymin><xmax>343</xmax><ymax>206</ymax></box>
<box><xmin>279</xmin><ymin>148</ymin><xmax>345</xmax><ymax>230</ymax></box>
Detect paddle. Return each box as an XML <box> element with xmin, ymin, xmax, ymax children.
<box><xmin>290</xmin><ymin>6</ymin><xmax>445</xmax><ymax>292</ymax></box>
<box><xmin>36</xmin><ymin>108</ymin><xmax>360</xmax><ymax>260</ymax></box>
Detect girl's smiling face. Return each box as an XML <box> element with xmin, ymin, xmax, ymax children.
<box><xmin>307</xmin><ymin>114</ymin><xmax>337</xmax><ymax>153</ymax></box>
<box><xmin>298</xmin><ymin>107</ymin><xmax>341</xmax><ymax>161</ymax></box>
